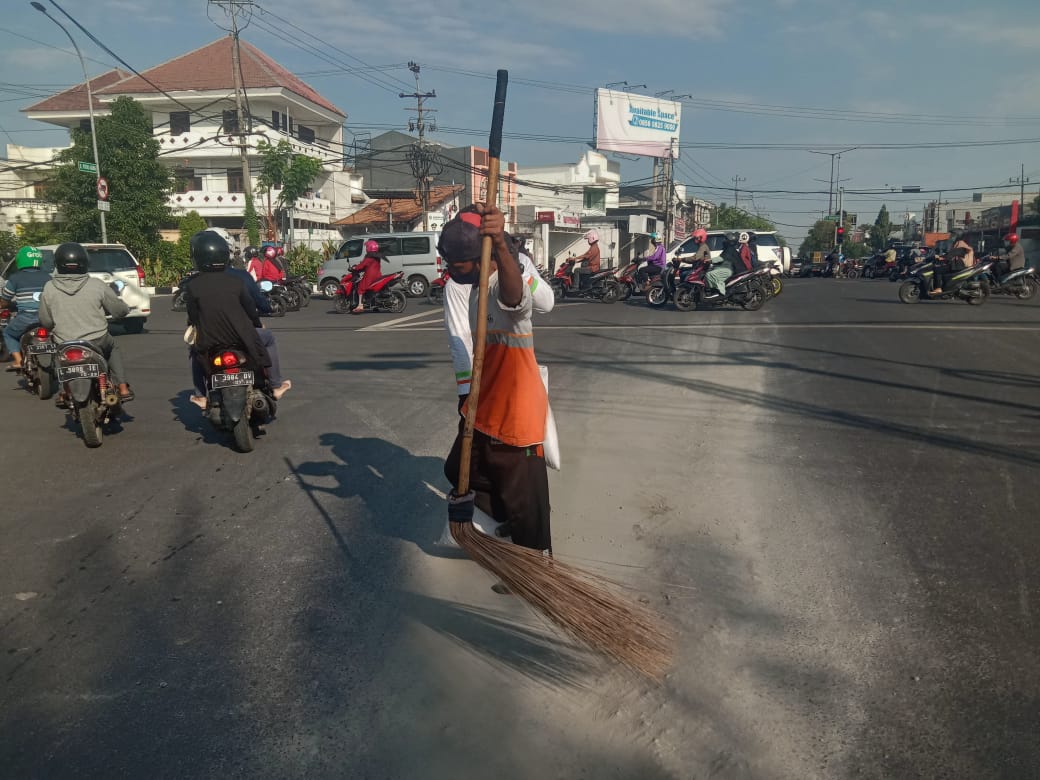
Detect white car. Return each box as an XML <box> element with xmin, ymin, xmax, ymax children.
<box><xmin>1</xmin><ymin>243</ymin><xmax>152</xmax><ymax>333</ymax></box>
<box><xmin>668</xmin><ymin>229</ymin><xmax>792</xmax><ymax>274</ymax></box>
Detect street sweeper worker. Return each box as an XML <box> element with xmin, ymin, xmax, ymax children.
<box><xmin>440</xmin><ymin>203</ymin><xmax>552</xmax><ymax>552</ymax></box>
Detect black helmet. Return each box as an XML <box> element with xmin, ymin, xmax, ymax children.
<box><xmin>244</xmin><ymin>245</ymin><xmax>260</xmax><ymax>260</ymax></box>
<box><xmin>191</xmin><ymin>230</ymin><xmax>230</xmax><ymax>272</ymax></box>
<box><xmin>54</xmin><ymin>242</ymin><xmax>89</xmax><ymax>274</ymax></box>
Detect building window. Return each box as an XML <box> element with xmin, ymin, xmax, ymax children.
<box><xmin>222</xmin><ymin>110</ymin><xmax>239</xmax><ymax>134</ymax></box>
<box><xmin>174</xmin><ymin>167</ymin><xmax>201</xmax><ymax>193</ymax></box>
<box><xmin>226</xmin><ymin>168</ymin><xmax>244</xmax><ymax>193</ymax></box>
<box><xmin>473</xmin><ymin>149</ymin><xmax>488</xmax><ymax>166</ymax></box>
<box><xmin>78</xmin><ymin>119</ymin><xmax>92</xmax><ymax>133</ymax></box>
<box><xmin>271</xmin><ymin>110</ymin><xmax>280</xmax><ymax>129</ymax></box>
<box><xmin>170</xmin><ymin>111</ymin><xmax>190</xmax><ymax>135</ymax></box>
<box><xmin>297</xmin><ymin>125</ymin><xmax>315</xmax><ymax>144</ymax></box>
<box><xmin>583</xmin><ymin>187</ymin><xmax>606</xmax><ymax>212</ymax></box>
<box><xmin>33</xmin><ymin>180</ymin><xmax>52</xmax><ymax>200</ymax></box>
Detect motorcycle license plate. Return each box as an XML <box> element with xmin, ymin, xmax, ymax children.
<box><xmin>27</xmin><ymin>342</ymin><xmax>57</xmax><ymax>355</ymax></box>
<box><xmin>211</xmin><ymin>371</ymin><xmax>254</xmax><ymax>389</ymax></box>
<box><xmin>57</xmin><ymin>363</ymin><xmax>100</xmax><ymax>381</ymax></box>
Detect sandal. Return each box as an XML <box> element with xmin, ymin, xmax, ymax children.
<box><xmin>118</xmin><ymin>389</ymin><xmax>135</xmax><ymax>402</ymax></box>
<box><xmin>189</xmin><ymin>395</ymin><xmax>207</xmax><ymax>410</ymax></box>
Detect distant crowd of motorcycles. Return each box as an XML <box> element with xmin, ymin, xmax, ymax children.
<box><xmin>794</xmin><ymin>239</ymin><xmax>1038</xmax><ymax>306</ymax></box>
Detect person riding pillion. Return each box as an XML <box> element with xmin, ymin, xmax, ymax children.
<box><xmin>1</xmin><ymin>246</ymin><xmax>49</xmax><ymax>372</ymax></box>
<box><xmin>38</xmin><ymin>242</ymin><xmax>134</xmax><ymax>402</ymax></box>
<box><xmin>706</xmin><ymin>232</ymin><xmax>738</xmax><ymax>298</ymax></box>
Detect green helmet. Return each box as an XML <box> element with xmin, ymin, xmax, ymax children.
<box><xmin>15</xmin><ymin>245</ymin><xmax>42</xmax><ymax>270</ymax></box>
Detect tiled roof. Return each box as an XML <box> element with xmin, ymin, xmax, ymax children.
<box><xmin>25</xmin><ymin>38</ymin><xmax>343</xmax><ymax>117</ymax></box>
<box><xmin>23</xmin><ymin>70</ymin><xmax>132</xmax><ymax>113</ymax></box>
<box><xmin>334</xmin><ymin>185</ymin><xmax>463</xmax><ymax>227</ymax></box>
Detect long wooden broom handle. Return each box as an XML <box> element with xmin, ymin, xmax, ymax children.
<box><xmin>457</xmin><ymin>70</ymin><xmax>508</xmax><ymax>496</ymax></box>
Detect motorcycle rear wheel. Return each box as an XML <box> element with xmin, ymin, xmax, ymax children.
<box><xmin>37</xmin><ymin>368</ymin><xmax>56</xmax><ymax>400</ymax></box>
<box><xmin>741</xmin><ymin>286</ymin><xmax>766</xmax><ymax>311</ymax></box>
<box><xmin>966</xmin><ymin>282</ymin><xmax>989</xmax><ymax>306</ymax></box>
<box><xmin>267</xmin><ymin>294</ymin><xmax>287</xmax><ymax>317</ymax></box>
<box><xmin>80</xmin><ymin>400</ymin><xmax>103</xmax><ymax>448</ymax></box>
<box><xmin>232</xmin><ymin>412</ymin><xmax>254</xmax><ymax>453</ymax></box>
<box><xmin>674</xmin><ymin>287</ymin><xmax>696</xmax><ymax>312</ymax></box>
<box><xmin>427</xmin><ymin>286</ymin><xmax>445</xmax><ymax>305</ymax></box>
<box><xmin>771</xmin><ymin>276</ymin><xmax>783</xmax><ymax>295</ymax></box>
<box><xmin>599</xmin><ymin>281</ymin><xmax>620</xmax><ymax>304</ymax></box>
<box><xmin>898</xmin><ymin>282</ymin><xmax>921</xmax><ymax>304</ymax></box>
<box><xmin>846</xmin><ymin>269</ymin><xmax>859</xmax><ymax>280</ymax></box>
<box><xmin>1014</xmin><ymin>279</ymin><xmax>1038</xmax><ymax>301</ymax></box>
<box><xmin>551</xmin><ymin>281</ymin><xmax>565</xmax><ymax>303</ymax></box>
<box><xmin>646</xmin><ymin>283</ymin><xmax>668</xmax><ymax>308</ymax></box>
<box><xmin>618</xmin><ymin>282</ymin><xmax>633</xmax><ymax>302</ymax></box>
<box><xmin>386</xmin><ymin>291</ymin><xmax>407</xmax><ymax>313</ymax></box>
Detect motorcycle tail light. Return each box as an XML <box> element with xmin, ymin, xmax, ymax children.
<box><xmin>62</xmin><ymin>347</ymin><xmax>87</xmax><ymax>362</ymax></box>
<box><xmin>215</xmin><ymin>351</ymin><xmax>240</xmax><ymax>370</ymax></box>
<box><xmin>35</xmin><ymin>328</ymin><xmax>49</xmax><ymax>339</ymax></box>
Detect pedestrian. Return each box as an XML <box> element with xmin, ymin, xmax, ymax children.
<box><xmin>440</xmin><ymin>204</ymin><xmax>552</xmax><ymax>554</ymax></box>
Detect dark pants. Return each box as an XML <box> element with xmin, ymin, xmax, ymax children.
<box><xmin>444</xmin><ymin>426</ymin><xmax>551</xmax><ymax>552</ymax></box>
<box><xmin>636</xmin><ymin>265</ymin><xmax>663</xmax><ymax>286</ymax></box>
<box><xmin>572</xmin><ymin>268</ymin><xmax>590</xmax><ymax>289</ymax></box>
<box><xmin>92</xmin><ymin>332</ymin><xmax>127</xmax><ymax>386</ymax></box>
<box><xmin>190</xmin><ymin>328</ymin><xmax>282</xmax><ymax>395</ymax></box>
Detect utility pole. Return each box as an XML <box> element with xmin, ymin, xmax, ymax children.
<box><xmin>210</xmin><ymin>1</ymin><xmax>256</xmax><ymax>244</ymax></box>
<box><xmin>400</xmin><ymin>62</ymin><xmax>437</xmax><ymax>231</ymax></box>
<box><xmin>1011</xmin><ymin>163</ymin><xmax>1030</xmax><ymax>217</ymax></box>
<box><xmin>732</xmin><ymin>175</ymin><xmax>746</xmax><ymax>209</ymax></box>
<box><xmin>663</xmin><ymin>139</ymin><xmax>676</xmax><ymax>244</ymax></box>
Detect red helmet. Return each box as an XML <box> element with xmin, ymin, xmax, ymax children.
<box><xmin>364</xmin><ymin>239</ymin><xmax>381</xmax><ymax>255</ymax></box>
<box><xmin>263</xmin><ymin>246</ymin><xmax>277</xmax><ymax>259</ymax></box>
<box><xmin>276</xmin><ymin>246</ymin><xmax>285</xmax><ymax>256</ymax></box>
<box><xmin>1005</xmin><ymin>233</ymin><xmax>1019</xmax><ymax>244</ymax></box>
<box><xmin>692</xmin><ymin>228</ymin><xmax>708</xmax><ymax>242</ymax></box>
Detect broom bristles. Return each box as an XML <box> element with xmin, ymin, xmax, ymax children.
<box><xmin>451</xmin><ymin>520</ymin><xmax>674</xmax><ymax>680</ymax></box>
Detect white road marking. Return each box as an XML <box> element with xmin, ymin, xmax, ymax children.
<box><xmin>359</xmin><ymin>309</ymin><xmax>444</xmax><ymax>331</ymax></box>
<box><xmin>351</xmin><ymin>322</ymin><xmax>1040</xmax><ymax>333</ymax></box>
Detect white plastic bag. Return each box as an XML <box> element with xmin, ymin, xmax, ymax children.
<box><xmin>540</xmin><ymin>364</ymin><xmax>561</xmax><ymax>471</ymax></box>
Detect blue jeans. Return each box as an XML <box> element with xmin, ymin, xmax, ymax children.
<box><xmin>3</xmin><ymin>310</ymin><xmax>40</xmax><ymax>355</ymax></box>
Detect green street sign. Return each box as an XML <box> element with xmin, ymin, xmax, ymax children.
<box><xmin>79</xmin><ymin>161</ymin><xmax>98</xmax><ymax>173</ymax></box>
<box><xmin>823</xmin><ymin>214</ymin><xmax>839</xmax><ymax>222</ymax></box>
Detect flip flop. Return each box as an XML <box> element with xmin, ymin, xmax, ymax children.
<box><xmin>5</xmin><ymin>365</ymin><xmax>21</xmax><ymax>372</ymax></box>
<box><xmin>118</xmin><ymin>390</ymin><xmax>135</xmax><ymax>402</ymax></box>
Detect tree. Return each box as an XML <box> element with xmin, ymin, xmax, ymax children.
<box><xmin>871</xmin><ymin>205</ymin><xmax>892</xmax><ymax>251</ymax></box>
<box><xmin>49</xmin><ymin>97</ymin><xmax>173</xmax><ymax>257</ymax></box>
<box><xmin>710</xmin><ymin>204</ymin><xmax>782</xmax><ymax>235</ymax></box>
<box><xmin>173</xmin><ymin>210</ymin><xmax>208</xmax><ymax>267</ymax></box>
<box><xmin>19</xmin><ymin>209</ymin><xmax>60</xmax><ymax>246</ymax></box>
<box><xmin>0</xmin><ymin>231</ymin><xmax>19</xmax><ymax>262</ymax></box>
<box><xmin>243</xmin><ymin>194</ymin><xmax>261</xmax><ymax>247</ymax></box>
<box><xmin>798</xmin><ymin>219</ymin><xmax>838</xmax><ymax>257</ymax></box>
<box><xmin>255</xmin><ymin>139</ymin><xmax>323</xmax><ymax>243</ymax></box>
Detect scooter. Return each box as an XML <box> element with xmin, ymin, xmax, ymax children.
<box><xmin>550</xmin><ymin>258</ymin><xmax>621</xmax><ymax>303</ymax></box>
<box><xmin>18</xmin><ymin>324</ymin><xmax>57</xmax><ymax>400</ymax></box>
<box><xmin>334</xmin><ymin>269</ymin><xmax>408</xmax><ymax>313</ymax></box>
<box><xmin>898</xmin><ymin>260</ymin><xmax>995</xmax><ymax>305</ymax></box>
<box><xmin>200</xmin><ymin>346</ymin><xmax>276</xmax><ymax>453</ymax></box>
<box><xmin>979</xmin><ymin>259</ymin><xmax>1038</xmax><ymax>301</ymax></box>
<box><xmin>54</xmin><ymin>340</ymin><xmax>125</xmax><ymax>448</ymax></box>
<box><xmin>427</xmin><ymin>267</ymin><xmax>450</xmax><ymax>305</ymax></box>
<box><xmin>674</xmin><ymin>265</ymin><xmax>770</xmax><ymax>311</ymax></box>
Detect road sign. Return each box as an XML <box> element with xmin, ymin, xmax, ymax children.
<box><xmin>78</xmin><ymin>161</ymin><xmax>98</xmax><ymax>174</ymax></box>
<box><xmin>823</xmin><ymin>214</ymin><xmax>839</xmax><ymax>222</ymax></box>
<box><xmin>96</xmin><ymin>177</ymin><xmax>109</xmax><ymax>200</ymax></box>
<box><xmin>97</xmin><ymin>199</ymin><xmax>110</xmax><ymax>212</ymax></box>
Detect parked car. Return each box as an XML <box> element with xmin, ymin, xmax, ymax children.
<box><xmin>0</xmin><ymin>243</ymin><xmax>151</xmax><ymax>333</ymax></box>
<box><xmin>668</xmin><ymin>229</ymin><xmax>792</xmax><ymax>273</ymax></box>
<box><xmin>317</xmin><ymin>232</ymin><xmax>442</xmax><ymax>299</ymax></box>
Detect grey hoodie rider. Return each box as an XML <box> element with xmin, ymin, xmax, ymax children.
<box><xmin>39</xmin><ymin>274</ymin><xmax>128</xmax><ymax>342</ymax></box>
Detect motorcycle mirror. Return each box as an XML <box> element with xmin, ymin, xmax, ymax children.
<box><xmin>110</xmin><ymin>279</ymin><xmax>126</xmax><ymax>293</ymax></box>
<box><xmin>259</xmin><ymin>281</ymin><xmax>274</xmax><ymax>292</ymax></box>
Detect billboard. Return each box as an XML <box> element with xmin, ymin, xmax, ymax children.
<box><xmin>595</xmin><ymin>89</ymin><xmax>681</xmax><ymax>159</ymax></box>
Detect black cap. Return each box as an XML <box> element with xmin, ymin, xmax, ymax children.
<box><xmin>438</xmin><ymin>205</ymin><xmax>516</xmax><ymax>263</ymax></box>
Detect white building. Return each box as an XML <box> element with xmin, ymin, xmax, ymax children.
<box><xmin>0</xmin><ymin>144</ymin><xmax>64</xmax><ymax>233</ymax></box>
<box><xmin>18</xmin><ymin>37</ymin><xmax>365</xmax><ymax>249</ymax></box>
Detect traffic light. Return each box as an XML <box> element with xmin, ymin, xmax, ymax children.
<box><xmin>836</xmin><ymin>226</ymin><xmax>845</xmax><ymax>244</ymax></box>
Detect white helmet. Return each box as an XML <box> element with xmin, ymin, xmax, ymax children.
<box><xmin>738</xmin><ymin>231</ymin><xmax>750</xmax><ymax>244</ymax></box>
<box><xmin>584</xmin><ymin>229</ymin><xmax>599</xmax><ymax>243</ymax></box>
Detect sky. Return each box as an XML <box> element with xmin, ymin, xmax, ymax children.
<box><xmin>2</xmin><ymin>0</ymin><xmax>1039</xmax><ymax>243</ymax></box>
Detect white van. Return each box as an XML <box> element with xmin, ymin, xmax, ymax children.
<box><xmin>317</xmin><ymin>232</ymin><xmax>441</xmax><ymax>299</ymax></box>
<box><xmin>669</xmin><ymin>230</ymin><xmax>792</xmax><ymax>273</ymax></box>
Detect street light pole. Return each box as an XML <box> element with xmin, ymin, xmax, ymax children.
<box><xmin>31</xmin><ymin>1</ymin><xmax>106</xmax><ymax>243</ymax></box>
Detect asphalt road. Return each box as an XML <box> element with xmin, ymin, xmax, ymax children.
<box><xmin>1</xmin><ymin>277</ymin><xmax>1038</xmax><ymax>779</ymax></box>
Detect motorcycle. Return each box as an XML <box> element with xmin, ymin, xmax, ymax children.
<box><xmin>18</xmin><ymin>323</ymin><xmax>57</xmax><ymax>400</ymax></box>
<box><xmin>898</xmin><ymin>260</ymin><xmax>995</xmax><ymax>305</ymax></box>
<box><xmin>284</xmin><ymin>274</ymin><xmax>312</xmax><ymax>308</ymax></box>
<box><xmin>673</xmin><ymin>263</ymin><xmax>770</xmax><ymax>312</ymax></box>
<box><xmin>201</xmin><ymin>346</ymin><xmax>277</xmax><ymax>453</ymax></box>
<box><xmin>614</xmin><ymin>259</ymin><xmax>664</xmax><ymax>301</ymax></box>
<box><xmin>334</xmin><ymin>269</ymin><xmax>408</xmax><ymax>313</ymax></box>
<box><xmin>861</xmin><ymin>254</ymin><xmax>897</xmax><ymax>279</ymax></box>
<box><xmin>54</xmin><ymin>340</ymin><xmax>125</xmax><ymax>448</ymax></box>
<box><xmin>979</xmin><ymin>259</ymin><xmax>1038</xmax><ymax>301</ymax></box>
<box><xmin>171</xmin><ymin>272</ymin><xmax>197</xmax><ymax>312</ymax></box>
<box><xmin>550</xmin><ymin>258</ymin><xmax>621</xmax><ymax>303</ymax></box>
<box><xmin>0</xmin><ymin>308</ymin><xmax>10</xmax><ymax>362</ymax></box>
<box><xmin>427</xmin><ymin>267</ymin><xmax>450</xmax><ymax>305</ymax></box>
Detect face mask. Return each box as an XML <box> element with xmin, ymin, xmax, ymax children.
<box><xmin>448</xmin><ymin>266</ymin><xmax>480</xmax><ymax>285</ymax></box>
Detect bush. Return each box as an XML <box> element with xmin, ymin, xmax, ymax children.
<box><xmin>286</xmin><ymin>245</ymin><xmax>322</xmax><ymax>279</ymax></box>
<box><xmin>140</xmin><ymin>240</ymin><xmax>191</xmax><ymax>288</ymax></box>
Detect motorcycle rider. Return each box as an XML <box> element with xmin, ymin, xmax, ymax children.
<box><xmin>996</xmin><ymin>233</ymin><xmax>1026</xmax><ymax>278</ymax></box>
<box><xmin>350</xmin><ymin>239</ymin><xmax>387</xmax><ymax>313</ymax></box>
<box><xmin>929</xmin><ymin>245</ymin><xmax>967</xmax><ymax>296</ymax></box>
<box><xmin>38</xmin><ymin>242</ymin><xmax>133</xmax><ymax>402</ymax></box>
<box><xmin>1</xmin><ymin>246</ymin><xmax>48</xmax><ymax>372</ymax></box>
<box><xmin>636</xmin><ymin>233</ymin><xmax>667</xmax><ymax>288</ymax></box>
<box><xmin>705</xmin><ymin>232</ymin><xmax>738</xmax><ymax>298</ymax></box>
<box><xmin>951</xmin><ymin>233</ymin><xmax>975</xmax><ymax>267</ymax></box>
<box><xmin>667</xmin><ymin>228</ymin><xmax>711</xmax><ymax>297</ymax></box>
<box><xmin>183</xmin><ymin>231</ymin><xmax>286</xmax><ymax>408</ymax></box>
<box><xmin>259</xmin><ymin>245</ymin><xmax>284</xmax><ymax>283</ymax></box>
<box><xmin>569</xmin><ymin>229</ymin><xmax>601</xmax><ymax>289</ymax></box>
<box><xmin>244</xmin><ymin>245</ymin><xmax>263</xmax><ymax>281</ymax></box>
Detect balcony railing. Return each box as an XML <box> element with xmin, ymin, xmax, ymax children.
<box><xmin>155</xmin><ymin>130</ymin><xmax>341</xmax><ymax>164</ymax></box>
